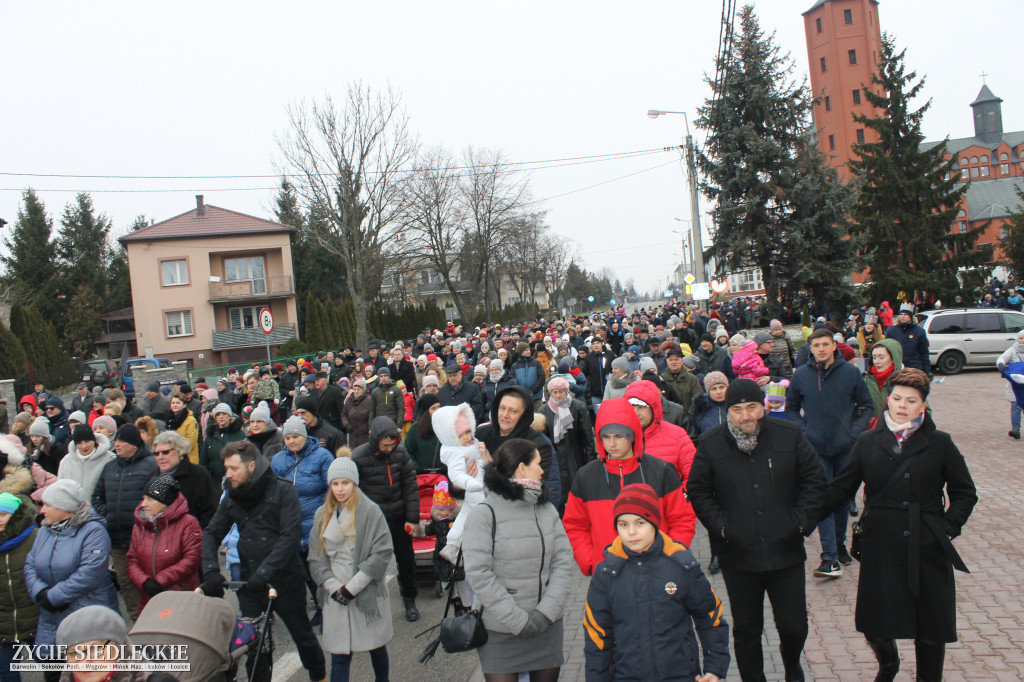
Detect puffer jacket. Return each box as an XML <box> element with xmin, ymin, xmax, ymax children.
<box><xmin>691</xmin><ymin>393</ymin><xmax>728</xmax><ymax>436</ymax></box>
<box><xmin>125</xmin><ymin>494</ymin><xmax>202</xmax><ymax>612</ymax></box>
<box><xmin>885</xmin><ymin>322</ymin><xmax>930</xmax><ymax>375</ymax></box>
<box><xmin>23</xmin><ymin>505</ymin><xmax>120</xmax><ymax>646</ymax></box>
<box><xmin>368</xmin><ymin>383</ymin><xmax>404</xmax><ymax>426</ymax></box>
<box><xmin>562</xmin><ymin>398</ymin><xmax>691</xmax><ymax>576</ymax></box>
<box><xmin>0</xmin><ymin>494</ymin><xmax>39</xmax><ymax>644</ymax></box>
<box><xmin>786</xmin><ymin>351</ymin><xmax>873</xmax><ymax>458</ymax></box>
<box><xmin>512</xmin><ymin>356</ymin><xmax>545</xmax><ymax>399</ymax></box>
<box><xmin>91</xmin><ymin>447</ymin><xmax>159</xmax><ymax>548</ymax></box>
<box><xmin>351</xmin><ymin>417</ymin><xmax>419</xmax><ymax>526</ymax></box>
<box><xmin>271</xmin><ymin>435</ymin><xmax>332</xmax><ymax>548</ymax></box>
<box><xmin>462</xmin><ymin>468</ymin><xmax>574</xmax><ymax>635</ymax></box>
<box><xmin>199</xmin><ymin>417</ymin><xmax>246</xmax><ymax>481</ymax></box>
<box><xmin>56</xmin><ymin>433</ymin><xmax>114</xmax><ymax>501</ymax></box>
<box><xmin>247</xmin><ymin>423</ymin><xmax>285</xmax><ymax>460</ymax></box>
<box><xmin>584</xmin><ymin>532</ymin><xmax>730</xmax><ymax>681</ymax></box>
<box><xmin>624</xmin><ymin>381</ymin><xmax>698</xmax><ymax>495</ymax></box>
<box><xmin>731</xmin><ymin>341</ymin><xmax>769</xmax><ymax>380</ymax></box>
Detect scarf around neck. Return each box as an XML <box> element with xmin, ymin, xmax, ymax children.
<box><xmin>547</xmin><ymin>394</ymin><xmax>574</xmax><ymax>443</ymax></box>
<box><xmin>869</xmin><ymin>363</ymin><xmax>895</xmax><ymax>389</ymax></box>
<box><xmin>884</xmin><ymin>411</ymin><xmax>924</xmax><ymax>443</ymax></box>
<box><xmin>728</xmin><ymin>420</ymin><xmax>760</xmax><ymax>453</ymax></box>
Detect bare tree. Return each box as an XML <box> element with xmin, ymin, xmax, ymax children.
<box><xmin>401</xmin><ymin>147</ymin><xmax>471</xmax><ymax>320</ymax></box>
<box><xmin>459</xmin><ymin>147</ymin><xmax>530</xmax><ymax>313</ymax></box>
<box><xmin>543</xmin><ymin>236</ymin><xmax>578</xmax><ymax>298</ymax></box>
<box><xmin>502</xmin><ymin>211</ymin><xmax>548</xmax><ymax>304</ymax></box>
<box><xmin>278</xmin><ymin>83</ymin><xmax>417</xmax><ymax>349</ymax></box>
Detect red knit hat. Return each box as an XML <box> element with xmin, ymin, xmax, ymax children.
<box><xmin>612</xmin><ymin>483</ymin><xmax>661</xmax><ymax>529</ymax></box>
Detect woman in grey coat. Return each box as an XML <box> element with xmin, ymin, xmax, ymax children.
<box><xmin>307</xmin><ymin>455</ymin><xmax>394</xmax><ymax>682</ymax></box>
<box><xmin>462</xmin><ymin>438</ymin><xmax>575</xmax><ymax>682</ymax></box>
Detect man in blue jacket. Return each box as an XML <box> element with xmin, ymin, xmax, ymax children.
<box><xmin>511</xmin><ymin>343</ymin><xmax>545</xmax><ymax>406</ymax></box>
<box><xmin>786</xmin><ymin>328</ymin><xmax>873</xmax><ymax>578</ymax></box>
<box><xmin>885</xmin><ymin>304</ymin><xmax>932</xmax><ymax>378</ymax></box>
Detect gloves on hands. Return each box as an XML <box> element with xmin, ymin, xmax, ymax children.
<box><xmin>142</xmin><ymin>578</ymin><xmax>165</xmax><ymax>597</ymax></box>
<box><xmin>36</xmin><ymin>588</ymin><xmax>66</xmax><ymax>613</ymax></box>
<box><xmin>244</xmin><ymin>573</ymin><xmax>269</xmax><ymax>594</ymax></box>
<box><xmin>519</xmin><ymin>610</ymin><xmax>551</xmax><ymax>638</ymax></box>
<box><xmin>198</xmin><ymin>572</ymin><xmax>226</xmax><ymax>598</ymax></box>
<box><xmin>330</xmin><ymin>586</ymin><xmax>356</xmax><ymax>606</ymax></box>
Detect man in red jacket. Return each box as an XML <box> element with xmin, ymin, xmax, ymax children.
<box><xmin>562</xmin><ymin>398</ymin><xmax>692</xmax><ymax>576</ymax></box>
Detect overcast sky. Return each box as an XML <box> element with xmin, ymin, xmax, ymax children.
<box><xmin>2</xmin><ymin>1</ymin><xmax>1020</xmax><ymax>296</ymax></box>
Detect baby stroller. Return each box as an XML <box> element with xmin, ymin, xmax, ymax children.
<box><xmin>128</xmin><ymin>584</ymin><xmax>275</xmax><ymax>681</ymax></box>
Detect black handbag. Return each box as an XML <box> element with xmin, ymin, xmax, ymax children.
<box><xmin>850</xmin><ymin>455</ymin><xmax>915</xmax><ymax>562</ymax></box>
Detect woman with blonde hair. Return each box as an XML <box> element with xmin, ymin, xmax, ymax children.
<box><xmin>308</xmin><ymin>455</ymin><xmax>394</xmax><ymax>682</ymax></box>
<box><xmin>168</xmin><ymin>392</ymin><xmax>199</xmax><ymax>464</ymax></box>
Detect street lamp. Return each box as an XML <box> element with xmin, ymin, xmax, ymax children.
<box><xmin>647</xmin><ymin>109</ymin><xmax>707</xmax><ymax>290</ymax></box>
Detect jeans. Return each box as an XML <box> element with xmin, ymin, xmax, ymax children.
<box><xmin>388</xmin><ymin>521</ymin><xmax>418</xmax><ymax>600</ymax></box>
<box><xmin>721</xmin><ymin>565</ymin><xmax>807</xmax><ymax>682</ymax></box>
<box><xmin>330</xmin><ymin>647</ymin><xmax>389</xmax><ymax>682</ymax></box>
<box><xmin>0</xmin><ymin>642</ymin><xmax>21</xmax><ymax>682</ymax></box>
<box><xmin>1012</xmin><ymin>402</ymin><xmax>1021</xmax><ymax>430</ymax></box>
<box><xmin>237</xmin><ymin>579</ymin><xmax>326</xmax><ymax>682</ymax></box>
<box><xmin>815</xmin><ymin>451</ymin><xmax>850</xmax><ymax>560</ymax></box>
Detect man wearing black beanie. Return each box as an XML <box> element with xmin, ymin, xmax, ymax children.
<box><xmin>687</xmin><ymin>378</ymin><xmax>827</xmax><ymax>682</ymax></box>
<box><xmin>290</xmin><ymin>395</ymin><xmax>345</xmax><ymax>455</ymax></box>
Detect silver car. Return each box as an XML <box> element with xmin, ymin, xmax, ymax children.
<box><xmin>922</xmin><ymin>308</ymin><xmax>1024</xmax><ymax>374</ymax></box>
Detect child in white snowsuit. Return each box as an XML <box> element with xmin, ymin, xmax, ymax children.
<box><xmin>431</xmin><ymin>404</ymin><xmax>484</xmax><ymax>565</ymax></box>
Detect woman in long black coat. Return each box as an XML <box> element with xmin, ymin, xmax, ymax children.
<box><xmin>537</xmin><ymin>376</ymin><xmax>594</xmax><ymax>514</ymax></box>
<box><xmin>825</xmin><ymin>368</ymin><xmax>977</xmax><ymax>682</ymax></box>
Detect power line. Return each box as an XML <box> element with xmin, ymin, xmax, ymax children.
<box><xmin>0</xmin><ymin>147</ymin><xmax>671</xmax><ymax>181</ymax></box>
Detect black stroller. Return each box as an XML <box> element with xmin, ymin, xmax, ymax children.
<box><xmin>129</xmin><ymin>584</ymin><xmax>275</xmax><ymax>681</ymax></box>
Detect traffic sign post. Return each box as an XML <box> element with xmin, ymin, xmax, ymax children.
<box><xmin>259</xmin><ymin>307</ymin><xmax>274</xmax><ymax>367</ymax></box>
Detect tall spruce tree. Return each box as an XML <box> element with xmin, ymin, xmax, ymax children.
<box><xmin>10</xmin><ymin>302</ymin><xmax>75</xmax><ymax>387</ymax></box>
<box><xmin>56</xmin><ymin>193</ymin><xmax>113</xmax><ymax>299</ymax></box>
<box><xmin>999</xmin><ymin>187</ymin><xmax>1024</xmax><ymax>283</ymax></box>
<box><xmin>1</xmin><ymin>189</ymin><xmax>59</xmax><ymax>319</ymax></box>
<box><xmin>0</xmin><ymin>321</ymin><xmax>28</xmax><ymax>382</ymax></box>
<box><xmin>696</xmin><ymin>5</ymin><xmax>812</xmax><ymax>316</ymax></box>
<box><xmin>105</xmin><ymin>215</ymin><xmax>147</xmax><ymax>313</ymax></box>
<box><xmin>849</xmin><ymin>34</ymin><xmax>987</xmax><ymax>301</ymax></box>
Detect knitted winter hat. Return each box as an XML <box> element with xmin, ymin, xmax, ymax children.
<box><xmin>144</xmin><ymin>474</ymin><xmax>180</xmax><ymax>506</ymax></box>
<box><xmin>92</xmin><ymin>415</ymin><xmax>117</xmax><ymax>434</ymax></box>
<box><xmin>29</xmin><ymin>417</ymin><xmax>51</xmax><ymax>438</ymax></box>
<box><xmin>682</xmin><ymin>355</ymin><xmax>700</xmax><ymax>370</ymax></box>
<box><xmin>293</xmin><ymin>396</ymin><xmax>319</xmax><ymax>415</ymax></box>
<box><xmin>68</xmin><ymin>410</ymin><xmax>87</xmax><ymax>425</ymax></box>
<box><xmin>638</xmin><ymin>357</ymin><xmax>658</xmax><ymax>375</ymax></box>
<box><xmin>212</xmin><ymin>402</ymin><xmax>234</xmax><ymax>418</ymax></box>
<box><xmin>613</xmin><ymin>483</ymin><xmax>662</xmax><ymax>529</ymax></box>
<box><xmin>72</xmin><ymin>424</ymin><xmax>95</xmax><ymax>444</ymax></box>
<box><xmin>327</xmin><ymin>456</ymin><xmax>359</xmax><ymax>485</ymax></box>
<box><xmin>611</xmin><ymin>356</ymin><xmax>631</xmax><ymax>373</ymax></box>
<box><xmin>283</xmin><ymin>415</ymin><xmax>307</xmax><ymax>438</ymax></box>
<box><xmin>473</xmin><ymin>365</ymin><xmax>487</xmax><ymax>376</ymax></box>
<box><xmin>249</xmin><ymin>401</ymin><xmax>271</xmax><ymax>425</ymax></box>
<box><xmin>57</xmin><ymin>606</ymin><xmax>127</xmax><ymax>648</ymax></box>
<box><xmin>114</xmin><ymin>424</ymin><xmax>144</xmax><ymax>449</ymax></box>
<box><xmin>547</xmin><ymin>376</ymin><xmax>570</xmax><ymax>393</ymax></box>
<box><xmin>599</xmin><ymin>423</ymin><xmax>635</xmax><ymax>442</ymax></box>
<box><xmin>0</xmin><ymin>493</ymin><xmax>21</xmax><ymax>515</ymax></box>
<box><xmin>489</xmin><ymin>359</ymin><xmax>504</xmax><ymax>372</ymax></box>
<box><xmin>423</xmin><ymin>376</ymin><xmax>440</xmax><ymax>388</ymax></box>
<box><xmin>42</xmin><ymin>479</ymin><xmax>86</xmax><ymax>512</ymax></box>
<box><xmin>753</xmin><ymin>332</ymin><xmax>773</xmax><ymax>347</ymax></box>
<box><xmin>770</xmin><ymin>319</ymin><xmax>783</xmax><ymax>332</ymax></box>
<box><xmin>703</xmin><ymin>371</ymin><xmax>729</xmax><ymax>391</ymax></box>
<box><xmin>725</xmin><ymin>379</ymin><xmax>765</xmax><ymax>409</ymax></box>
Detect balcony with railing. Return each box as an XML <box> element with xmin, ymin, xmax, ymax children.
<box><xmin>212</xmin><ymin>323</ymin><xmax>297</xmax><ymax>351</ymax></box>
<box><xmin>209</xmin><ymin>275</ymin><xmax>294</xmax><ymax>303</ymax></box>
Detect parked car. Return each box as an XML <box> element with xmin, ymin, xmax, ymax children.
<box><xmin>922</xmin><ymin>308</ymin><xmax>1024</xmax><ymax>374</ymax></box>
<box><xmin>119</xmin><ymin>357</ymin><xmax>174</xmax><ymax>398</ymax></box>
<box><xmin>80</xmin><ymin>359</ymin><xmax>119</xmax><ymax>390</ymax></box>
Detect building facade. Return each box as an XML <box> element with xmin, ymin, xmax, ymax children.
<box><xmin>120</xmin><ymin>196</ymin><xmax>300</xmax><ymax>367</ymax></box>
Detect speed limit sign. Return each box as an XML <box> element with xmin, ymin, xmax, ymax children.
<box><xmin>258</xmin><ymin>308</ymin><xmax>274</xmax><ymax>334</ymax></box>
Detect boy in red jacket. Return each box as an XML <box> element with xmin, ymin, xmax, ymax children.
<box><xmin>562</xmin><ymin>397</ymin><xmax>692</xmax><ymax>576</ymax></box>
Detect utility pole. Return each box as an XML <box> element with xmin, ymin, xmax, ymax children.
<box><xmin>682</xmin><ymin>114</ymin><xmax>706</xmax><ymax>287</ymax></box>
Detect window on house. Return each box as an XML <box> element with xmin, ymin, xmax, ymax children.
<box><xmin>1001</xmin><ymin>163</ymin><xmax>1010</xmax><ymax>175</ymax></box>
<box><xmin>829</xmin><ymin>134</ymin><xmax>836</xmax><ymax>150</ymax></box>
<box><xmin>1001</xmin><ymin>153</ymin><xmax>1009</xmax><ymax>161</ymax></box>
<box><xmin>824</xmin><ymin>96</ymin><xmax>831</xmax><ymax>112</ymax></box>
<box><xmin>160</xmin><ymin>259</ymin><xmax>189</xmax><ymax>286</ymax></box>
<box><xmin>844</xmin><ymin>8</ymin><xmax>853</xmax><ymax>23</ymax></box>
<box><xmin>165</xmin><ymin>310</ymin><xmax>193</xmax><ymax>338</ymax></box>
<box><xmin>972</xmin><ymin>167</ymin><xmax>980</xmax><ymax>177</ymax></box>
<box><xmin>957</xmin><ymin>209</ymin><xmax>966</xmax><ymax>217</ymax></box>
<box><xmin>856</xmin><ymin>128</ymin><xmax>865</xmax><ymax>144</ymax></box>
<box><xmin>981</xmin><ymin>155</ymin><xmax>989</xmax><ymax>163</ymax></box>
<box><xmin>980</xmin><ymin>166</ymin><xmax>990</xmax><ymax>177</ymax></box>
<box><xmin>960</xmin><ymin>168</ymin><xmax>969</xmax><ymax>179</ymax></box>
<box><xmin>820</xmin><ymin>57</ymin><xmax>827</xmax><ymax>72</ymax></box>
<box><xmin>229</xmin><ymin>305</ymin><xmax>267</xmax><ymax>330</ymax></box>
<box><xmin>971</xmin><ymin>156</ymin><xmax>979</xmax><ymax>164</ymax></box>
<box><xmin>960</xmin><ymin>158</ymin><xmax>969</xmax><ymax>166</ymax></box>
<box><xmin>852</xmin><ymin>89</ymin><xmax>861</xmax><ymax>105</ymax></box>
<box><xmin>959</xmin><ymin>222</ymin><xmax>967</xmax><ymax>234</ymax></box>
<box><xmin>848</xmin><ymin>49</ymin><xmax>857</xmax><ymax>65</ymax></box>
<box><xmin>816</xmin><ymin>17</ymin><xmax>822</xmax><ymax>32</ymax></box>
<box><xmin>1002</xmin><ymin>226</ymin><xmax>1011</xmax><ymax>240</ymax></box>
<box><xmin>224</xmin><ymin>257</ymin><xmax>267</xmax><ymax>294</ymax></box>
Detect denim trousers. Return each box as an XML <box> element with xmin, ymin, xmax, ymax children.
<box><xmin>815</xmin><ymin>451</ymin><xmax>850</xmax><ymax>560</ymax></box>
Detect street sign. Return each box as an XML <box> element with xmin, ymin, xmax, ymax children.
<box><xmin>684</xmin><ymin>273</ymin><xmax>696</xmax><ymax>285</ymax></box>
<box><xmin>567</xmin><ymin>298</ymin><xmax>577</xmax><ymax>306</ymax></box>
<box><xmin>258</xmin><ymin>308</ymin><xmax>274</xmax><ymax>334</ymax></box>
<box><xmin>692</xmin><ymin>282</ymin><xmax>710</xmax><ymax>300</ymax></box>
<box><xmin>685</xmin><ymin>285</ymin><xmax>692</xmax><ymax>294</ymax></box>
<box><xmin>710</xmin><ymin>278</ymin><xmax>729</xmax><ymax>294</ymax></box>
<box><xmin>445</xmin><ymin>306</ymin><xmax>458</xmax><ymax>321</ymax></box>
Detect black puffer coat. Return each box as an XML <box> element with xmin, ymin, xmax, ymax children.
<box><xmin>351</xmin><ymin>417</ymin><xmax>419</xmax><ymax>526</ymax></box>
<box><xmin>91</xmin><ymin>447</ymin><xmax>159</xmax><ymax>548</ymax></box>
<box><xmin>153</xmin><ymin>456</ymin><xmax>219</xmax><ymax>528</ymax></box>
<box><xmin>0</xmin><ymin>493</ymin><xmax>39</xmax><ymax>643</ymax></box>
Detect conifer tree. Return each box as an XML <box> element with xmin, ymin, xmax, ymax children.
<box><xmin>1</xmin><ymin>190</ymin><xmax>59</xmax><ymax>320</ymax></box>
<box><xmin>303</xmin><ymin>292</ymin><xmax>323</xmax><ymax>351</ymax></box>
<box><xmin>696</xmin><ymin>5</ymin><xmax>812</xmax><ymax>316</ymax></box>
<box><xmin>849</xmin><ymin>34</ymin><xmax>987</xmax><ymax>301</ymax></box>
<box><xmin>999</xmin><ymin>187</ymin><xmax>1024</xmax><ymax>283</ymax></box>
<box><xmin>0</xmin><ymin>321</ymin><xmax>28</xmax><ymax>382</ymax></box>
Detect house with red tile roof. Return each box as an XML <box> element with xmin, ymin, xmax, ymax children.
<box><xmin>119</xmin><ymin>195</ymin><xmax>300</xmax><ymax>366</ymax></box>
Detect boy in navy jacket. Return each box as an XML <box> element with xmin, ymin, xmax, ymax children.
<box><xmin>584</xmin><ymin>484</ymin><xmax>730</xmax><ymax>681</ymax></box>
